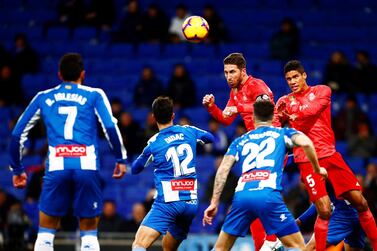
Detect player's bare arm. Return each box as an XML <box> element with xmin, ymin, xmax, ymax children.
<box><xmin>211</xmin><ymin>155</ymin><xmax>236</xmax><ymax>205</ymax></box>
<box><xmin>203</xmin><ymin>155</ymin><xmax>235</xmax><ymax>226</ymax></box>
<box><xmin>291</xmin><ymin>134</ymin><xmax>328</xmax><ymax>179</ymax></box>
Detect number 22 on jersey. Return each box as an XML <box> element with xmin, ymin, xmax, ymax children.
<box><xmin>241</xmin><ymin>137</ymin><xmax>275</xmax><ymax>173</ymax></box>
<box><xmin>166</xmin><ymin>143</ymin><xmax>195</xmax><ymax>177</ymax></box>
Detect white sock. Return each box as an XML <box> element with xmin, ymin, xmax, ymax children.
<box><xmin>81</xmin><ymin>233</ymin><xmax>100</xmax><ymax>251</ymax></box>
<box><xmin>34</xmin><ymin>232</ymin><xmax>55</xmax><ymax>251</ymax></box>
<box><xmin>132</xmin><ymin>247</ymin><xmax>146</xmax><ymax>251</ymax></box>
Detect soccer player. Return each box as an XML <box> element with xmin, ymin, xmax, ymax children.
<box><xmin>131</xmin><ymin>96</ymin><xmax>214</xmax><ymax>251</ymax></box>
<box><xmin>9</xmin><ymin>53</ymin><xmax>128</xmax><ymax>251</ymax></box>
<box><xmin>203</xmin><ymin>100</ymin><xmax>327</xmax><ymax>251</ymax></box>
<box><xmin>276</xmin><ymin>60</ymin><xmax>377</xmax><ymax>251</ymax></box>
<box><xmin>202</xmin><ymin>52</ymin><xmax>280</xmax><ymax>249</ymax></box>
<box><xmin>297</xmin><ymin>188</ymin><xmax>365</xmax><ymax>251</ymax></box>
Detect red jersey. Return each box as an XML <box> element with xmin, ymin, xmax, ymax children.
<box><xmin>207</xmin><ymin>75</ymin><xmax>280</xmax><ymax>131</ymax></box>
<box><xmin>276</xmin><ymin>85</ymin><xmax>336</xmax><ymax>163</ymax></box>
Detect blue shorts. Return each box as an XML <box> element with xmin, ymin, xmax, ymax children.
<box><xmin>141</xmin><ymin>199</ymin><xmax>198</xmax><ymax>241</ymax></box>
<box><xmin>39</xmin><ymin>170</ymin><xmax>102</xmax><ymax>218</ymax></box>
<box><xmin>327</xmin><ymin>209</ymin><xmax>365</xmax><ymax>248</ymax></box>
<box><xmin>222</xmin><ymin>189</ymin><xmax>298</xmax><ymax>237</ymax></box>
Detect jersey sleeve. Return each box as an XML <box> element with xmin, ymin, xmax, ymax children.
<box><xmin>237</xmin><ymin>80</ymin><xmax>273</xmax><ymax>113</ymax></box>
<box><xmin>188</xmin><ymin>125</ymin><xmax>214</xmax><ymax>145</ymax></box>
<box><xmin>297</xmin><ymin>203</ymin><xmax>317</xmax><ymax>224</ymax></box>
<box><xmin>225</xmin><ymin>138</ymin><xmax>240</xmax><ymax>160</ymax></box>
<box><xmin>94</xmin><ymin>89</ymin><xmax>127</xmax><ymax>163</ymax></box>
<box><xmin>296</xmin><ymin>86</ymin><xmax>331</xmax><ymax>121</ymax></box>
<box><xmin>9</xmin><ymin>93</ymin><xmax>42</xmax><ymax>174</ymax></box>
<box><xmin>131</xmin><ymin>145</ymin><xmax>153</xmax><ymax>174</ymax></box>
<box><xmin>206</xmin><ymin>94</ymin><xmax>237</xmax><ymax>126</ymax></box>
<box><xmin>284</xmin><ymin>127</ymin><xmax>302</xmax><ymax>148</ymax></box>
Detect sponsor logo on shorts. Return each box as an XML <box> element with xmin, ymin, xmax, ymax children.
<box><xmin>311</xmin><ymin>188</ymin><xmax>317</xmax><ymax>195</ymax></box>
<box><xmin>171</xmin><ymin>179</ymin><xmax>195</xmax><ymax>191</ymax></box>
<box><xmin>185</xmin><ymin>199</ymin><xmax>198</xmax><ymax>205</ymax></box>
<box><xmin>242</xmin><ymin>170</ymin><xmax>270</xmax><ymax>182</ymax></box>
<box><xmin>280</xmin><ymin>214</ymin><xmax>287</xmax><ymax>222</ymax></box>
<box><xmin>55</xmin><ymin>145</ymin><xmax>87</xmax><ymax>157</ymax></box>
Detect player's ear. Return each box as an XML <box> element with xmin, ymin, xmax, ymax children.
<box><xmin>80</xmin><ymin>70</ymin><xmax>85</xmax><ymax>83</ymax></box>
<box><xmin>302</xmin><ymin>72</ymin><xmax>307</xmax><ymax>80</ymax></box>
<box><xmin>58</xmin><ymin>71</ymin><xmax>63</xmax><ymax>81</ymax></box>
<box><xmin>171</xmin><ymin>112</ymin><xmax>175</xmax><ymax>121</ymax></box>
<box><xmin>241</xmin><ymin>68</ymin><xmax>247</xmax><ymax>75</ymax></box>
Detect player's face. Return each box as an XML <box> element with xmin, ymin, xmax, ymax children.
<box><xmin>224</xmin><ymin>64</ymin><xmax>243</xmax><ymax>88</ymax></box>
<box><xmin>285</xmin><ymin>70</ymin><xmax>308</xmax><ymax>93</ymax></box>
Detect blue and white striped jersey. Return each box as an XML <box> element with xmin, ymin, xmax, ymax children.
<box><xmin>9</xmin><ymin>82</ymin><xmax>127</xmax><ymax>174</ymax></box>
<box><xmin>226</xmin><ymin>126</ymin><xmax>300</xmax><ymax>192</ymax></box>
<box><xmin>131</xmin><ymin>125</ymin><xmax>214</xmax><ymax>203</ymax></box>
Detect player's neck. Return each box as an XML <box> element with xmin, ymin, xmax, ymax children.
<box><xmin>254</xmin><ymin>121</ymin><xmax>272</xmax><ymax>128</ymax></box>
<box><xmin>295</xmin><ymin>84</ymin><xmax>309</xmax><ymax>94</ymax></box>
<box><xmin>233</xmin><ymin>76</ymin><xmax>249</xmax><ymax>92</ymax></box>
<box><xmin>240</xmin><ymin>75</ymin><xmax>249</xmax><ymax>86</ymax></box>
<box><xmin>157</xmin><ymin>122</ymin><xmax>173</xmax><ymax>131</ymax></box>
<box><xmin>64</xmin><ymin>80</ymin><xmax>81</xmax><ymax>85</ymax></box>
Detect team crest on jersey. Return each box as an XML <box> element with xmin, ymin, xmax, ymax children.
<box><xmin>289</xmin><ymin>96</ymin><xmax>297</xmax><ymax>106</ymax></box>
<box><xmin>242</xmin><ymin>170</ymin><xmax>270</xmax><ymax>182</ymax></box>
<box><xmin>171</xmin><ymin>179</ymin><xmax>195</xmax><ymax>191</ymax></box>
<box><xmin>55</xmin><ymin>145</ymin><xmax>87</xmax><ymax>157</ymax></box>
<box><xmin>309</xmin><ymin>92</ymin><xmax>315</xmax><ymax>101</ymax></box>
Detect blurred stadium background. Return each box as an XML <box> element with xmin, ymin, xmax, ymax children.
<box><xmin>1</xmin><ymin>0</ymin><xmax>377</xmax><ymax>250</ymax></box>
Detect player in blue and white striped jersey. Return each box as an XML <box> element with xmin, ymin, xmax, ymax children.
<box><xmin>203</xmin><ymin>100</ymin><xmax>328</xmax><ymax>251</ymax></box>
<box><xmin>131</xmin><ymin>96</ymin><xmax>214</xmax><ymax>251</ymax></box>
<box><xmin>9</xmin><ymin>53</ymin><xmax>127</xmax><ymax>251</ymax></box>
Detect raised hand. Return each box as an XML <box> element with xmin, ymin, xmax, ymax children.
<box><xmin>202</xmin><ymin>94</ymin><xmax>215</xmax><ymax>107</ymax></box>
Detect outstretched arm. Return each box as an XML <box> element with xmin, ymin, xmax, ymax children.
<box><xmin>203</xmin><ymin>155</ymin><xmax>235</xmax><ymax>226</ymax></box>
<box><xmin>296</xmin><ymin>203</ymin><xmax>317</xmax><ymax>226</ymax></box>
<box><xmin>131</xmin><ymin>146</ymin><xmax>153</xmax><ymax>174</ymax></box>
<box><xmin>9</xmin><ymin>93</ymin><xmax>41</xmax><ymax>177</ymax></box>
<box><xmin>295</xmin><ymin>86</ymin><xmax>331</xmax><ymax>121</ymax></box>
<box><xmin>94</xmin><ymin>89</ymin><xmax>127</xmax><ymax>164</ymax></box>
<box><xmin>203</xmin><ymin>94</ymin><xmax>237</xmax><ymax>126</ymax></box>
<box><xmin>291</xmin><ymin>133</ymin><xmax>327</xmax><ymax>178</ymax></box>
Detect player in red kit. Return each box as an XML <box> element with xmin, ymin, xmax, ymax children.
<box><xmin>276</xmin><ymin>60</ymin><xmax>377</xmax><ymax>251</ymax></box>
<box><xmin>202</xmin><ymin>53</ymin><xmax>281</xmax><ymax>250</ymax></box>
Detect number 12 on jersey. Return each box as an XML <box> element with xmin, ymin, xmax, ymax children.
<box><xmin>166</xmin><ymin>143</ymin><xmax>195</xmax><ymax>177</ymax></box>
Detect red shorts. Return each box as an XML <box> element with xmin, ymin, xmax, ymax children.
<box><xmin>298</xmin><ymin>152</ymin><xmax>361</xmax><ymax>202</ymax></box>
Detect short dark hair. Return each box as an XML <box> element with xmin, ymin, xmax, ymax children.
<box><xmin>152</xmin><ymin>96</ymin><xmax>173</xmax><ymax>124</ymax></box>
<box><xmin>284</xmin><ymin>60</ymin><xmax>305</xmax><ymax>74</ymax></box>
<box><xmin>253</xmin><ymin>100</ymin><xmax>275</xmax><ymax>122</ymax></box>
<box><xmin>223</xmin><ymin>53</ymin><xmax>246</xmax><ymax>69</ymax></box>
<box><xmin>59</xmin><ymin>53</ymin><xmax>84</xmax><ymax>81</ymax></box>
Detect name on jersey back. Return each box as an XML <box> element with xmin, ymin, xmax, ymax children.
<box><xmin>164</xmin><ymin>133</ymin><xmax>184</xmax><ymax>144</ymax></box>
<box><xmin>45</xmin><ymin>92</ymin><xmax>87</xmax><ymax>106</ymax></box>
<box><xmin>239</xmin><ymin>130</ymin><xmax>280</xmax><ymax>146</ymax></box>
